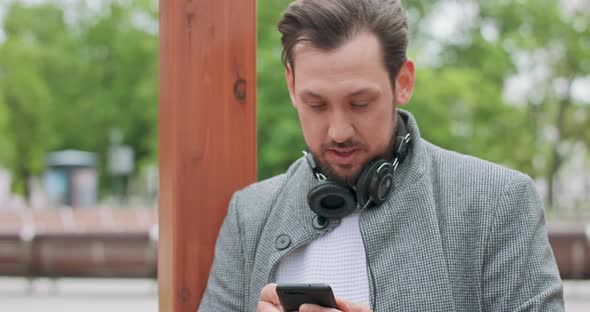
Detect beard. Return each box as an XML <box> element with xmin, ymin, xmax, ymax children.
<box><xmin>310</xmin><ymin>132</ymin><xmax>397</xmax><ymax>188</ymax></box>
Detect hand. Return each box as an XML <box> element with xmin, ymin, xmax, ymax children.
<box><xmin>299</xmin><ymin>297</ymin><xmax>372</xmax><ymax>312</ymax></box>
<box><xmin>257</xmin><ymin>283</ymin><xmax>283</xmax><ymax>312</ymax></box>
<box><xmin>257</xmin><ymin>283</ymin><xmax>372</xmax><ymax>312</ymax></box>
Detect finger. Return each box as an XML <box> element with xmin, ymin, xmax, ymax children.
<box><xmin>335</xmin><ymin>297</ymin><xmax>353</xmax><ymax>311</ymax></box>
<box><xmin>257</xmin><ymin>300</ymin><xmax>283</xmax><ymax>312</ymax></box>
<box><xmin>299</xmin><ymin>303</ymin><xmax>340</xmax><ymax>312</ymax></box>
<box><xmin>259</xmin><ymin>283</ymin><xmax>281</xmax><ymax>306</ymax></box>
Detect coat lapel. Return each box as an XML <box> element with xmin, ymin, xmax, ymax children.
<box><xmin>360</xmin><ymin>120</ymin><xmax>456</xmax><ymax>311</ymax></box>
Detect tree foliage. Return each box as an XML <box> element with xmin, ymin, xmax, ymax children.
<box><xmin>0</xmin><ymin>0</ymin><xmax>588</xmax><ymax>213</ymax></box>
<box><xmin>0</xmin><ymin>0</ymin><xmax>158</xmax><ymax>197</ymax></box>
<box><xmin>256</xmin><ymin>0</ymin><xmax>590</xmax><ymax>212</ymax></box>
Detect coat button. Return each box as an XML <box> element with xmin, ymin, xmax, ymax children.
<box><xmin>275</xmin><ymin>234</ymin><xmax>291</xmax><ymax>250</ymax></box>
<box><xmin>312</xmin><ymin>215</ymin><xmax>328</xmax><ymax>229</ymax></box>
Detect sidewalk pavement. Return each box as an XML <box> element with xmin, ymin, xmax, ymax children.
<box><xmin>0</xmin><ymin>277</ymin><xmax>587</xmax><ymax>311</ymax></box>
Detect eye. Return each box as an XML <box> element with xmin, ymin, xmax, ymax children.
<box><xmin>351</xmin><ymin>102</ymin><xmax>369</xmax><ymax>109</ymax></box>
<box><xmin>306</xmin><ymin>101</ymin><xmax>326</xmax><ymax>109</ymax></box>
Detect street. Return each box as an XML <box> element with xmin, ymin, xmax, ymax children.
<box><xmin>0</xmin><ymin>277</ymin><xmax>587</xmax><ymax>311</ymax></box>
<box><xmin>0</xmin><ymin>277</ymin><xmax>157</xmax><ymax>312</ymax></box>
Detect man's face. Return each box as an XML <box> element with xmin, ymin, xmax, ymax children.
<box><xmin>287</xmin><ymin>32</ymin><xmax>405</xmax><ymax>186</ymax></box>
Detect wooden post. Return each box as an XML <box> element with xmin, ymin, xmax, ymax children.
<box><xmin>158</xmin><ymin>0</ymin><xmax>257</xmax><ymax>311</ymax></box>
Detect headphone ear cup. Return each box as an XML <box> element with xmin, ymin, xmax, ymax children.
<box><xmin>355</xmin><ymin>159</ymin><xmax>385</xmax><ymax>208</ymax></box>
<box><xmin>356</xmin><ymin>159</ymin><xmax>394</xmax><ymax>208</ymax></box>
<box><xmin>368</xmin><ymin>164</ymin><xmax>394</xmax><ymax>205</ymax></box>
<box><xmin>308</xmin><ymin>182</ymin><xmax>357</xmax><ymax>219</ymax></box>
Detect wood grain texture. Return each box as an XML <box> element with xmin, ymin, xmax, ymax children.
<box><xmin>158</xmin><ymin>0</ymin><xmax>257</xmax><ymax>310</ymax></box>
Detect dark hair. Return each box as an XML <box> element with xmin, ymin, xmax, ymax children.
<box><xmin>278</xmin><ymin>0</ymin><xmax>409</xmax><ymax>84</ymax></box>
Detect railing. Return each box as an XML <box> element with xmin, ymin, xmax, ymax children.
<box><xmin>0</xmin><ymin>209</ymin><xmax>157</xmax><ymax>278</ymax></box>
<box><xmin>0</xmin><ymin>210</ymin><xmax>588</xmax><ymax>279</ymax></box>
<box><xmin>548</xmin><ymin>223</ymin><xmax>590</xmax><ymax>279</ymax></box>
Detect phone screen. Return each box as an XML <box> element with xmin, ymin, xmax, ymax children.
<box><xmin>276</xmin><ymin>283</ymin><xmax>338</xmax><ymax>312</ymax></box>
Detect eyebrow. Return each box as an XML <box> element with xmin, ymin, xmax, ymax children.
<box><xmin>299</xmin><ymin>87</ymin><xmax>379</xmax><ymax>99</ymax></box>
<box><xmin>348</xmin><ymin>87</ymin><xmax>379</xmax><ymax>97</ymax></box>
<box><xmin>300</xmin><ymin>90</ymin><xmax>323</xmax><ymax>99</ymax></box>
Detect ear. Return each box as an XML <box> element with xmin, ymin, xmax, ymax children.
<box><xmin>394</xmin><ymin>59</ymin><xmax>415</xmax><ymax>106</ymax></box>
<box><xmin>285</xmin><ymin>64</ymin><xmax>297</xmax><ymax>108</ymax></box>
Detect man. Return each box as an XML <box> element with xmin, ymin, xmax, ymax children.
<box><xmin>200</xmin><ymin>0</ymin><xmax>564</xmax><ymax>311</ymax></box>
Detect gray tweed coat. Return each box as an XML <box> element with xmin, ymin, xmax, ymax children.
<box><xmin>199</xmin><ymin>110</ymin><xmax>564</xmax><ymax>311</ymax></box>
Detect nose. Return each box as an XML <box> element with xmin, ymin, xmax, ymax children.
<box><xmin>328</xmin><ymin>113</ymin><xmax>354</xmax><ymax>143</ymax></box>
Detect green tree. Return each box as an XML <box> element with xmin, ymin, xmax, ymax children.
<box><xmin>255</xmin><ymin>0</ymin><xmax>590</xmax><ymax>214</ymax></box>
<box><xmin>0</xmin><ymin>3</ymin><xmax>61</xmax><ymax>197</ymax></box>
<box><xmin>438</xmin><ymin>0</ymin><xmax>590</xmax><ymax>209</ymax></box>
<box><xmin>257</xmin><ymin>0</ymin><xmax>304</xmax><ymax>179</ymax></box>
<box><xmin>0</xmin><ymin>1</ymin><xmax>158</xmax><ymax>199</ymax></box>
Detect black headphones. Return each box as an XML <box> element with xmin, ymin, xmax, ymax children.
<box><xmin>304</xmin><ymin>113</ymin><xmax>412</xmax><ymax>219</ymax></box>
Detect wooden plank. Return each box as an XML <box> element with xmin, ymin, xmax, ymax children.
<box><xmin>158</xmin><ymin>0</ymin><xmax>257</xmax><ymax>311</ymax></box>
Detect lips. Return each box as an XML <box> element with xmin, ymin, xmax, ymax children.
<box><xmin>327</xmin><ymin>148</ymin><xmax>359</xmax><ymax>165</ymax></box>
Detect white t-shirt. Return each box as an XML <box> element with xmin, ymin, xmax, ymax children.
<box><xmin>275</xmin><ymin>211</ymin><xmax>371</xmax><ymax>306</ymax></box>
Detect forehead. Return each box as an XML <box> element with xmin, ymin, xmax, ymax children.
<box><xmin>291</xmin><ymin>32</ymin><xmax>391</xmax><ymax>94</ymax></box>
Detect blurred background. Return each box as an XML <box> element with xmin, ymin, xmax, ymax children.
<box><xmin>0</xmin><ymin>0</ymin><xmax>588</xmax><ymax>310</ymax></box>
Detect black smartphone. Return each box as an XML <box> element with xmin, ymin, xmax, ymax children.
<box><xmin>276</xmin><ymin>283</ymin><xmax>338</xmax><ymax>312</ymax></box>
